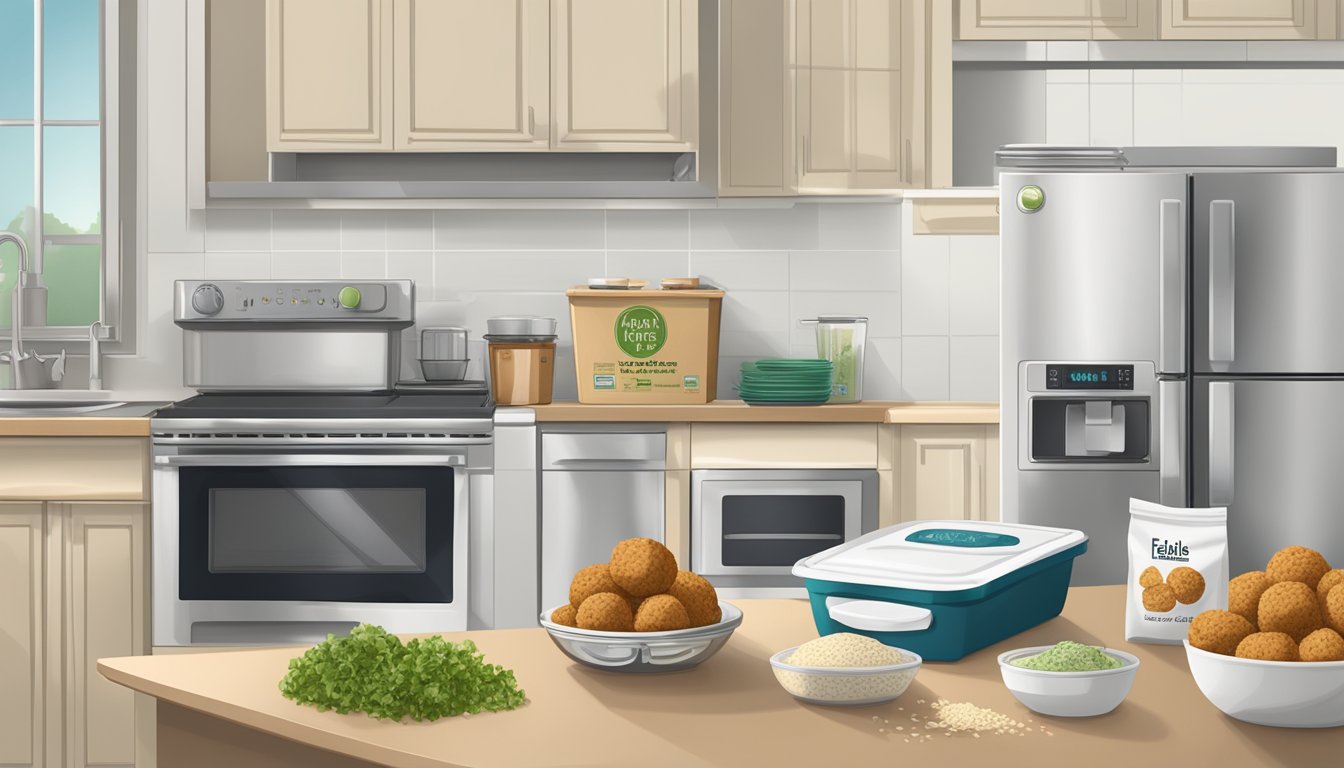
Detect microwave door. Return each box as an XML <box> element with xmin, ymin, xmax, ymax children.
<box><xmin>1191</xmin><ymin>377</ymin><xmax>1344</xmax><ymax>575</ymax></box>
<box><xmin>1194</xmin><ymin>171</ymin><xmax>1344</xmax><ymax>375</ymax></box>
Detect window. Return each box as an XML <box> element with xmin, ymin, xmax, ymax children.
<box><xmin>0</xmin><ymin>0</ymin><xmax>127</xmax><ymax>344</ymax></box>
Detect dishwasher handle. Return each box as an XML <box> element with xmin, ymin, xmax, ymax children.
<box><xmin>541</xmin><ymin>432</ymin><xmax>666</xmax><ymax>469</ymax></box>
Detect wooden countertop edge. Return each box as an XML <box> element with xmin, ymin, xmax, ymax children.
<box><xmin>0</xmin><ymin>417</ymin><xmax>151</xmax><ymax>437</ymax></box>
<box><xmin>98</xmin><ymin>661</ymin><xmax>455</xmax><ymax>768</ymax></box>
<box><xmin>529</xmin><ymin>401</ymin><xmax>999</xmax><ymax>424</ymax></box>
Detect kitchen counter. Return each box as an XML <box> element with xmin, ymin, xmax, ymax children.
<box><xmin>99</xmin><ymin>586</ymin><xmax>1335</xmax><ymax>768</ymax></box>
<box><xmin>0</xmin><ymin>402</ymin><xmax>163</xmax><ymax>436</ymax></box>
<box><xmin>529</xmin><ymin>400</ymin><xmax>999</xmax><ymax>424</ymax></box>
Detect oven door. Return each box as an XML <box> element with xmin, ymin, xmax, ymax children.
<box><xmin>691</xmin><ymin>469</ymin><xmax>878</xmax><ymax>577</ymax></box>
<box><xmin>153</xmin><ymin>453</ymin><xmax>469</xmax><ymax>645</ymax></box>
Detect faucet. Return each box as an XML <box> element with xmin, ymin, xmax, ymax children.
<box><xmin>88</xmin><ymin>321</ymin><xmax>103</xmax><ymax>390</ymax></box>
<box><xmin>0</xmin><ymin>230</ymin><xmax>64</xmax><ymax>389</ymax></box>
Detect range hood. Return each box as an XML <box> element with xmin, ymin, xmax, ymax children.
<box><xmin>208</xmin><ymin>152</ymin><xmax>713</xmax><ymax>200</ymax></box>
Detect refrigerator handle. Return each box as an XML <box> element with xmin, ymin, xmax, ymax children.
<box><xmin>1209</xmin><ymin>381</ymin><xmax>1235</xmax><ymax>506</ymax></box>
<box><xmin>1159</xmin><ymin>199</ymin><xmax>1185</xmax><ymax>375</ymax></box>
<box><xmin>1209</xmin><ymin>200</ymin><xmax>1236</xmax><ymax>366</ymax></box>
<box><xmin>1158</xmin><ymin>380</ymin><xmax>1186</xmax><ymax>506</ymax></box>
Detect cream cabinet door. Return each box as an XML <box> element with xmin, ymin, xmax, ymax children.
<box><xmin>394</xmin><ymin>0</ymin><xmax>549</xmax><ymax>150</ymax></box>
<box><xmin>552</xmin><ymin>0</ymin><xmax>699</xmax><ymax>150</ymax></box>
<box><xmin>266</xmin><ymin>0</ymin><xmax>394</xmax><ymax>151</ymax></box>
<box><xmin>796</xmin><ymin>0</ymin><xmax>913</xmax><ymax>192</ymax></box>
<box><xmin>958</xmin><ymin>0</ymin><xmax>1157</xmax><ymax>40</ymax></box>
<box><xmin>899</xmin><ymin>426</ymin><xmax>988</xmax><ymax>521</ymax></box>
<box><xmin>59</xmin><ymin>503</ymin><xmax>148</xmax><ymax>768</ymax></box>
<box><xmin>0</xmin><ymin>503</ymin><xmax>45</xmax><ymax>768</ymax></box>
<box><xmin>1159</xmin><ymin>0</ymin><xmax>1334</xmax><ymax>39</ymax></box>
<box><xmin>718</xmin><ymin>0</ymin><xmax>795</xmax><ymax>195</ymax></box>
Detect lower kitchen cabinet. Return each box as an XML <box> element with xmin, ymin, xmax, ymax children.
<box><xmin>898</xmin><ymin>425</ymin><xmax>999</xmax><ymax>522</ymax></box>
<box><xmin>0</xmin><ymin>501</ymin><xmax>149</xmax><ymax>768</ymax></box>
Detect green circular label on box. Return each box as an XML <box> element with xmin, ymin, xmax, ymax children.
<box><xmin>615</xmin><ymin>305</ymin><xmax>667</xmax><ymax>359</ymax></box>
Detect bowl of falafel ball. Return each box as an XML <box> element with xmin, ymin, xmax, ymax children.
<box><xmin>540</xmin><ymin>537</ymin><xmax>743</xmax><ymax>673</ymax></box>
<box><xmin>1184</xmin><ymin>545</ymin><xmax>1344</xmax><ymax>728</ymax></box>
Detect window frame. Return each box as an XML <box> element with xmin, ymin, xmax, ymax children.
<box><xmin>0</xmin><ymin>0</ymin><xmax>130</xmax><ymax>350</ymax></box>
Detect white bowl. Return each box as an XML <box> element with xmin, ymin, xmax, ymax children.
<box><xmin>1184</xmin><ymin>640</ymin><xmax>1344</xmax><ymax>728</ymax></box>
<box><xmin>539</xmin><ymin>601</ymin><xmax>741</xmax><ymax>673</ymax></box>
<box><xmin>769</xmin><ymin>646</ymin><xmax>921</xmax><ymax>706</ymax></box>
<box><xmin>998</xmin><ymin>646</ymin><xmax>1139</xmax><ymax>717</ymax></box>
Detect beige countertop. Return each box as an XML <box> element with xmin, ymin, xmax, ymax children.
<box><xmin>100</xmin><ymin>587</ymin><xmax>1336</xmax><ymax>768</ymax></box>
<box><xmin>0</xmin><ymin>402</ymin><xmax>163</xmax><ymax>437</ymax></box>
<box><xmin>529</xmin><ymin>400</ymin><xmax>999</xmax><ymax>424</ymax></box>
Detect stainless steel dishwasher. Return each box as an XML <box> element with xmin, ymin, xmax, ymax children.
<box><xmin>540</xmin><ymin>430</ymin><xmax>666</xmax><ymax>612</ymax></box>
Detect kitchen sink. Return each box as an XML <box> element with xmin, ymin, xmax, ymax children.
<box><xmin>0</xmin><ymin>390</ymin><xmax>128</xmax><ymax>415</ymax></box>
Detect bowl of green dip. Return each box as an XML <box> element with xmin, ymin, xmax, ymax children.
<box><xmin>998</xmin><ymin>641</ymin><xmax>1140</xmax><ymax>717</ymax></box>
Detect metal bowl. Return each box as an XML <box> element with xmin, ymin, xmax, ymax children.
<box><xmin>419</xmin><ymin>359</ymin><xmax>469</xmax><ymax>382</ymax></box>
<box><xmin>539</xmin><ymin>601</ymin><xmax>742</xmax><ymax>673</ymax></box>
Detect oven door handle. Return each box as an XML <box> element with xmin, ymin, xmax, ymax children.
<box><xmin>153</xmin><ymin>454</ymin><xmax>466</xmax><ymax>467</ymax></box>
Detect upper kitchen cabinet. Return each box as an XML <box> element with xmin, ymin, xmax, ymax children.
<box><xmin>720</xmin><ymin>0</ymin><xmax>949</xmax><ymax>196</ymax></box>
<box><xmin>957</xmin><ymin>0</ymin><xmax>1157</xmax><ymax>40</ymax></box>
<box><xmin>393</xmin><ymin>0</ymin><xmax>550</xmax><ymax>150</ymax></box>
<box><xmin>1158</xmin><ymin>0</ymin><xmax>1338</xmax><ymax>39</ymax></box>
<box><xmin>266</xmin><ymin>0</ymin><xmax>394</xmax><ymax>151</ymax></box>
<box><xmin>551</xmin><ymin>0</ymin><xmax>699</xmax><ymax>151</ymax></box>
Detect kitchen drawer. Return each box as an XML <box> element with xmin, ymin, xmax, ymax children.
<box><xmin>690</xmin><ymin>424</ymin><xmax>879</xmax><ymax>468</ymax></box>
<box><xmin>541</xmin><ymin>432</ymin><xmax>666</xmax><ymax>469</ymax></box>
<box><xmin>0</xmin><ymin>438</ymin><xmax>149</xmax><ymax>501</ymax></box>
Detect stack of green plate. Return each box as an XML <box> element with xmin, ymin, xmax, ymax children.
<box><xmin>738</xmin><ymin>358</ymin><xmax>833</xmax><ymax>405</ymax></box>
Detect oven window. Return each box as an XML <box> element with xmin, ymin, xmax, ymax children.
<box><xmin>721</xmin><ymin>494</ymin><xmax>845</xmax><ymax>566</ymax></box>
<box><xmin>209</xmin><ymin>488</ymin><xmax>427</xmax><ymax>573</ymax></box>
<box><xmin>178</xmin><ymin>465</ymin><xmax>455</xmax><ymax>603</ymax></box>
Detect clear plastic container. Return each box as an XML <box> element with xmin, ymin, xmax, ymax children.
<box><xmin>804</xmin><ymin>316</ymin><xmax>868</xmax><ymax>403</ymax></box>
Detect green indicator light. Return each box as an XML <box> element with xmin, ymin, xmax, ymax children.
<box><xmin>1018</xmin><ymin>185</ymin><xmax>1045</xmax><ymax>212</ymax></box>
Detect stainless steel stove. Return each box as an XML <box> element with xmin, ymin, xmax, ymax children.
<box><xmin>151</xmin><ymin>280</ymin><xmax>495</xmax><ymax>646</ymax></box>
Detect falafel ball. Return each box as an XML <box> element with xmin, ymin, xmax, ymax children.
<box><xmin>576</xmin><ymin>592</ymin><xmax>635</xmax><ymax>632</ymax></box>
<box><xmin>1327</xmin><ymin>584</ymin><xmax>1344</xmax><ymax>635</ymax></box>
<box><xmin>550</xmin><ymin>603</ymin><xmax>578</xmax><ymax>627</ymax></box>
<box><xmin>1257</xmin><ymin>581</ymin><xmax>1324</xmax><ymax>642</ymax></box>
<box><xmin>608</xmin><ymin>537</ymin><xmax>678</xmax><ymax>598</ymax></box>
<box><xmin>1142</xmin><ymin>583</ymin><xmax>1178</xmax><ymax>613</ymax></box>
<box><xmin>1298</xmin><ymin>627</ymin><xmax>1344</xmax><ymax>662</ymax></box>
<box><xmin>1317</xmin><ymin>569</ymin><xmax>1344</xmax><ymax>613</ymax></box>
<box><xmin>1188</xmin><ymin>609</ymin><xmax>1256</xmax><ymax>656</ymax></box>
<box><xmin>1266</xmin><ymin>545</ymin><xmax>1331</xmax><ymax>588</ymax></box>
<box><xmin>1228</xmin><ymin>571</ymin><xmax>1272</xmax><ymax>627</ymax></box>
<box><xmin>633</xmin><ymin>594</ymin><xmax>691</xmax><ymax>632</ymax></box>
<box><xmin>1167</xmin><ymin>566</ymin><xmax>1207</xmax><ymax>604</ymax></box>
<box><xmin>666</xmin><ymin>570</ymin><xmax>722</xmax><ymax>627</ymax></box>
<box><xmin>1139</xmin><ymin>566</ymin><xmax>1163</xmax><ymax>589</ymax></box>
<box><xmin>570</xmin><ymin>563</ymin><xmax>638</xmax><ymax>611</ymax></box>
<box><xmin>1235</xmin><ymin>631</ymin><xmax>1300</xmax><ymax>662</ymax></box>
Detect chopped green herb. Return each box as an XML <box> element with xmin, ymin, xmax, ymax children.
<box><xmin>1010</xmin><ymin>640</ymin><xmax>1122</xmax><ymax>672</ymax></box>
<box><xmin>278</xmin><ymin>624</ymin><xmax>527</xmax><ymax>721</ymax></box>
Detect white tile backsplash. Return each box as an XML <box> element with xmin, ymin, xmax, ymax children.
<box><xmin>790</xmin><ymin>251</ymin><xmax>899</xmax><ymax>292</ymax></box>
<box><xmin>949</xmin><ymin>336</ymin><xmax>999</xmax><ymax>401</ymax></box>
<box><xmin>161</xmin><ymin>201</ymin><xmax>1004</xmax><ymax>402</ymax></box>
<box><xmin>901</xmin><ymin>336</ymin><xmax>950</xmax><ymax>400</ymax></box>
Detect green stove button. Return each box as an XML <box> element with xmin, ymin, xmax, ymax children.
<box><xmin>338</xmin><ymin>286</ymin><xmax>362</xmax><ymax>309</ymax></box>
<box><xmin>1018</xmin><ymin>185</ymin><xmax>1045</xmax><ymax>212</ymax></box>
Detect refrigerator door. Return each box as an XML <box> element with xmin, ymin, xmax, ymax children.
<box><xmin>1001</xmin><ymin>171</ymin><xmax>1187</xmax><ymax>371</ymax></box>
<box><xmin>1192</xmin><ymin>377</ymin><xmax>1344</xmax><ymax>575</ymax></box>
<box><xmin>1193</xmin><ymin>171</ymin><xmax>1344</xmax><ymax>374</ymax></box>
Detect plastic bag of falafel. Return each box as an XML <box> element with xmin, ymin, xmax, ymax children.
<box><xmin>1125</xmin><ymin>499</ymin><xmax>1229</xmax><ymax>644</ymax></box>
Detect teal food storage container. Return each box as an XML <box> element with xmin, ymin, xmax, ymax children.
<box><xmin>793</xmin><ymin>521</ymin><xmax>1088</xmax><ymax>662</ymax></box>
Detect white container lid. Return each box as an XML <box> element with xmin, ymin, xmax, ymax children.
<box><xmin>792</xmin><ymin>520</ymin><xmax>1088</xmax><ymax>592</ymax></box>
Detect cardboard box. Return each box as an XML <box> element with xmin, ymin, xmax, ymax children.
<box><xmin>567</xmin><ymin>286</ymin><xmax>723</xmax><ymax>404</ymax></box>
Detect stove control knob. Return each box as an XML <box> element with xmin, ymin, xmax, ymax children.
<box><xmin>338</xmin><ymin>285</ymin><xmax>362</xmax><ymax>310</ymax></box>
<box><xmin>191</xmin><ymin>284</ymin><xmax>225</xmax><ymax>316</ymax></box>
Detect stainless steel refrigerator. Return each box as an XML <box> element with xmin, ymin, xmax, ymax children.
<box><xmin>997</xmin><ymin>146</ymin><xmax>1341</xmax><ymax>585</ymax></box>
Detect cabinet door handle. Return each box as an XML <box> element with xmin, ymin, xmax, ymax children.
<box><xmin>528</xmin><ymin>106</ymin><xmax>536</xmax><ymax>137</ymax></box>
